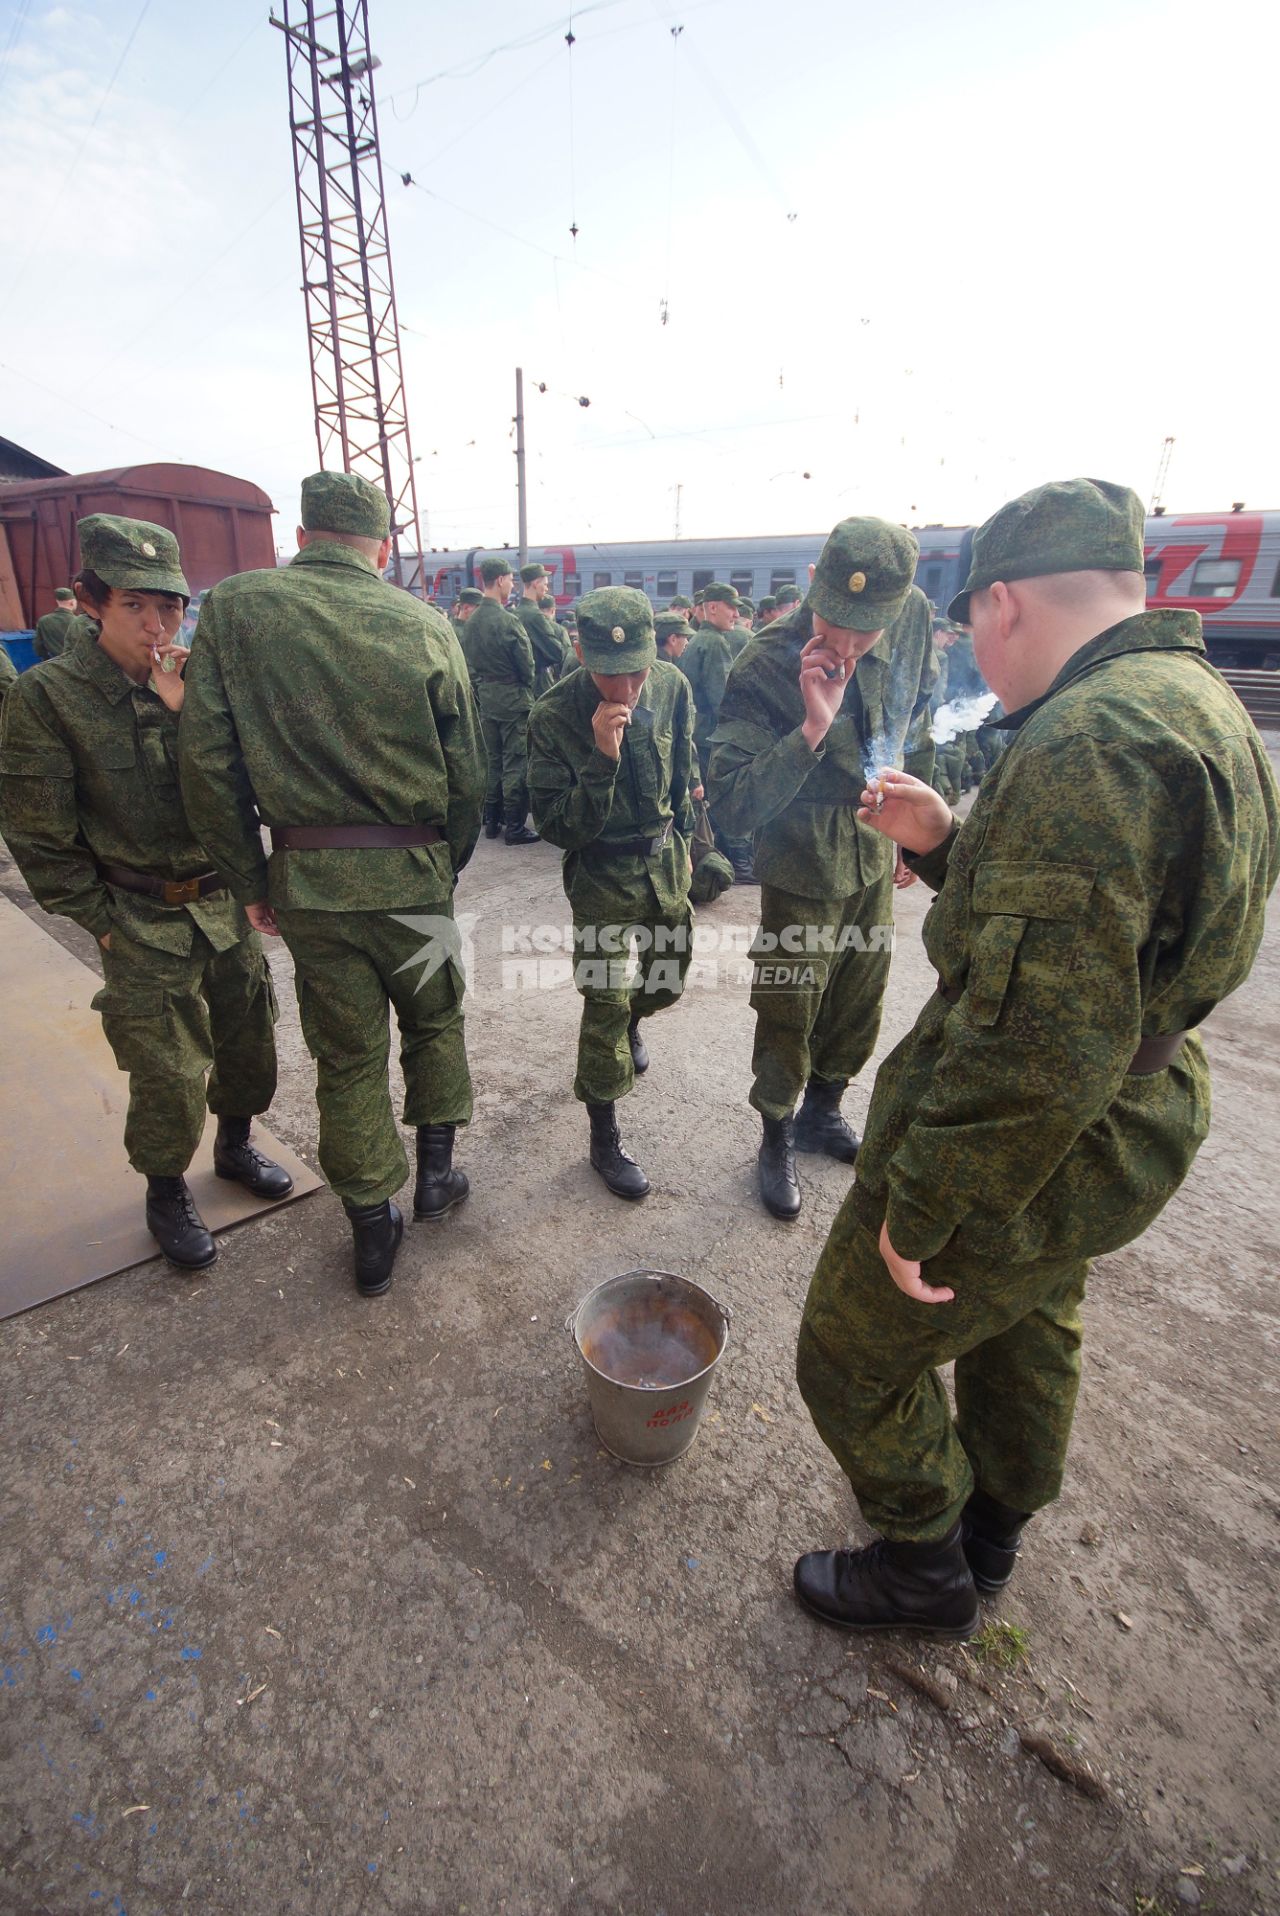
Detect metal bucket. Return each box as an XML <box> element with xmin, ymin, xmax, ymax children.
<box><xmin>567</xmin><ymin>1268</ymin><xmax>730</xmax><ymax>1467</ymax></box>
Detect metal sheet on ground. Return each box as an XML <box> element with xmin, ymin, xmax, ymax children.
<box><xmin>0</xmin><ymin>897</ymin><xmax>322</xmax><ymax>1318</ymax></box>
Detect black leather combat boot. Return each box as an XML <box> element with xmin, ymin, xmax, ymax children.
<box><xmin>145</xmin><ymin>1176</ymin><xmax>217</xmax><ymax>1269</ymax></box>
<box><xmin>793</xmin><ymin>1078</ymin><xmax>859</xmax><ymax>1163</ymax></box>
<box><xmin>483</xmin><ymin>802</ymin><xmax>503</xmax><ymax>840</ymax></box>
<box><xmin>213</xmin><ymin>1117</ymin><xmax>295</xmax><ymax>1198</ymax></box>
<box><xmin>343</xmin><ymin>1199</ymin><xmax>404</xmax><ymax>1296</ymax></box>
<box><xmin>587</xmin><ymin>1101</ymin><xmax>650</xmax><ymax>1199</ymax></box>
<box><xmin>961</xmin><ymin>1490</ymin><xmax>1032</xmax><ymax>1593</ymax></box>
<box><xmin>793</xmin><ymin>1523</ymin><xmax>979</xmax><ymax>1637</ymax></box>
<box><xmin>758</xmin><ymin>1114</ymin><xmax>801</xmax><ymax>1221</ymax></box>
<box><xmin>504</xmin><ymin>813</ymin><xmax>539</xmax><ymax>845</ymax></box>
<box><xmin>413</xmin><ymin>1124</ymin><xmax>470</xmax><ymax>1221</ymax></box>
<box><xmin>627</xmin><ymin>1015</ymin><xmax>649</xmax><ymax>1075</ymax></box>
<box><xmin>729</xmin><ymin>846</ymin><xmax>756</xmax><ymax>884</ymax></box>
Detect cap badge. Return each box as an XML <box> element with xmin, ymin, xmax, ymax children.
<box><xmin>141</xmin><ymin>541</ymin><xmax>157</xmax><ymax>558</ymax></box>
<box><xmin>848</xmin><ymin>570</ymin><xmax>866</xmax><ymax>593</ymax></box>
<box><xmin>611</xmin><ymin>626</ymin><xmax>626</xmax><ymax>644</ymax></box>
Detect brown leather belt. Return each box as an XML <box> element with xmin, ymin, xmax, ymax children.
<box><xmin>98</xmin><ymin>862</ymin><xmax>224</xmax><ymax>906</ymax></box>
<box><xmin>935</xmin><ymin>976</ymin><xmax>1188</xmax><ymax>1075</ymax></box>
<box><xmin>271</xmin><ymin>824</ymin><xmax>444</xmax><ymax>851</ymax></box>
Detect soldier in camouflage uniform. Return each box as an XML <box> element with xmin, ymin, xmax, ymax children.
<box><xmin>0</xmin><ymin>516</ymin><xmax>289</xmax><ymax>1270</ymax></box>
<box><xmin>466</xmin><ymin>556</ymin><xmax>539</xmax><ymax>845</ymax></box>
<box><xmin>0</xmin><ymin>643</ymin><xmax>17</xmax><ymax>708</ymax></box>
<box><xmin>527</xmin><ymin>587</ymin><xmax>696</xmax><ymax>1200</ymax></box>
<box><xmin>682</xmin><ymin>582</ymin><xmax>754</xmax><ymax>882</ymax></box>
<box><xmin>773</xmin><ymin>582</ymin><xmax>803</xmax><ymax>620</ymax></box>
<box><xmin>516</xmin><ymin>561</ymin><xmax>573</xmax><ymax>700</ymax></box>
<box><xmin>755</xmin><ymin>594</ymin><xmax>777</xmax><ymax>629</ymax></box>
<box><xmin>450</xmin><ymin>585</ymin><xmax>483</xmax><ymax>651</ymax></box>
<box><xmin>179</xmin><ymin>472</ymin><xmax>485</xmax><ymax>1297</ymax></box>
<box><xmin>792</xmin><ymin>478</ymin><xmax>1280</xmax><ymax>1638</ymax></box>
<box><xmin>33</xmin><ymin>587</ymin><xmax>84</xmax><ymax>661</ymax></box>
<box><xmin>709</xmin><ymin>524</ymin><xmax>929</xmax><ymax>1222</ymax></box>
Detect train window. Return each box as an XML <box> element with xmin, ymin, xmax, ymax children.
<box><xmin>624</xmin><ymin>572</ymin><xmax>644</xmax><ymax>590</ymax></box>
<box><xmin>564</xmin><ymin>572</ymin><xmax>581</xmax><ymax>596</ymax></box>
<box><xmin>692</xmin><ymin>569</ymin><xmax>715</xmax><ymax>594</ymax></box>
<box><xmin>1271</xmin><ymin>563</ymin><xmax>1280</xmax><ymax>598</ymax></box>
<box><xmin>771</xmin><ymin>570</ymin><xmax>796</xmax><ymax>594</ymax></box>
<box><xmin>730</xmin><ymin>570</ymin><xmax>754</xmax><ymax>597</ymax></box>
<box><xmin>1144</xmin><ymin>561</ymin><xmax>1162</xmax><ymax>598</ymax></box>
<box><xmin>593</xmin><ymin>571</ymin><xmax>612</xmax><ymax>589</ymax></box>
<box><xmin>1190</xmin><ymin>558</ymin><xmax>1241</xmax><ymax>598</ymax></box>
<box><xmin>921</xmin><ymin>563</ymin><xmax>943</xmax><ymax>601</ymax></box>
<box><xmin>656</xmin><ymin>571</ymin><xmax>678</xmax><ymax>598</ymax></box>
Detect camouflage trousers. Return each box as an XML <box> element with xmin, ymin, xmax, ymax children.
<box><xmin>748</xmin><ymin>870</ymin><xmax>895</xmax><ymax>1120</ymax></box>
<box><xmin>571</xmin><ymin>900</ymin><xmax>694</xmax><ymax>1104</ymax></box>
<box><xmin>277</xmin><ymin>905</ymin><xmax>471</xmax><ymax>1207</ymax></box>
<box><xmin>93</xmin><ymin>923</ymin><xmax>278</xmax><ymax>1177</ymax></box>
<box><xmin>797</xmin><ymin>1201</ymin><xmax>1088</xmax><ymax>1541</ymax></box>
<box><xmin>482</xmin><ymin>713</ymin><xmax>530</xmax><ymax>819</ymax></box>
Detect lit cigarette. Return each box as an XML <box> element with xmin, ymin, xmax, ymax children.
<box><xmin>873</xmin><ymin>776</ymin><xmax>887</xmax><ymax>813</ymax></box>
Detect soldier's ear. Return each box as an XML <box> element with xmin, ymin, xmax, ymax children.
<box><xmin>573</xmin><ymin>639</ymin><xmax>584</xmax><ymax>664</ymax></box>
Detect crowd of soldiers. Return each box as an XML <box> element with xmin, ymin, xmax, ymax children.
<box><xmin>2</xmin><ymin>469</ymin><xmax>1277</xmax><ymax>1642</ymax></box>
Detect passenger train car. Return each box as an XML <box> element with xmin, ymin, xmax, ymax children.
<box><xmin>413</xmin><ymin>508</ymin><xmax>1280</xmax><ymax>666</ymax></box>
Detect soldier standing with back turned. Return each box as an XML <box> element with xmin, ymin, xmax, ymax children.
<box><xmin>178</xmin><ymin>472</ymin><xmax>486</xmax><ymax>1297</ymax></box>
<box><xmin>516</xmin><ymin>561</ymin><xmax>573</xmax><ymax>699</ymax></box>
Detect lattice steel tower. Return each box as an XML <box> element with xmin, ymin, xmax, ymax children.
<box><xmin>272</xmin><ymin>1</ymin><xmax>423</xmax><ymax>589</ymax></box>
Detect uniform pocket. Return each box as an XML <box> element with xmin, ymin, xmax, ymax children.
<box><xmin>961</xmin><ymin>862</ymin><xmax>1096</xmax><ymax>1035</ymax></box>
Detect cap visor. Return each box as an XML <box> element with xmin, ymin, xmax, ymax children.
<box><xmin>808</xmin><ymin>579</ymin><xmax>904</xmax><ymax>632</ymax></box>
<box><xmin>102</xmin><ymin>566</ymin><xmax>191</xmax><ymax>600</ymax></box>
<box><xmin>946</xmin><ymin>590</ymin><xmax>971</xmax><ymax>624</ymax></box>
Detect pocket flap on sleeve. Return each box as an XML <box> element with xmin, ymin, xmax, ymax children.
<box><xmin>972</xmin><ymin>861</ymin><xmax>1095</xmax><ymax>920</ymax></box>
<box><xmin>1</xmin><ymin>749</ymin><xmax>73</xmax><ymax>778</ymax></box>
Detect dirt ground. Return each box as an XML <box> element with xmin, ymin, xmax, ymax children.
<box><xmin>2</xmin><ymin>751</ymin><xmax>1278</xmax><ymax>1916</ymax></box>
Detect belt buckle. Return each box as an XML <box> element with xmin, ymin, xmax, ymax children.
<box><xmin>164</xmin><ymin>877</ymin><xmax>201</xmax><ymax>906</ymax></box>
<box><xmin>648</xmin><ymin>822</ymin><xmax>673</xmax><ymax>857</ymax></box>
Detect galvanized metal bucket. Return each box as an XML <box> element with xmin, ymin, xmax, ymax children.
<box><xmin>567</xmin><ymin>1268</ymin><xmax>731</xmax><ymax>1467</ymax></box>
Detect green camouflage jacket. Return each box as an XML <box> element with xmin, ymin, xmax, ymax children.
<box><xmin>708</xmin><ymin>588</ymin><xmax>934</xmax><ymax>896</ymax></box>
<box><xmin>0</xmin><ymin>645</ymin><xmax>17</xmax><ymax>706</ymax></box>
<box><xmin>178</xmin><ymin>542</ymin><xmax>485</xmax><ymax>912</ymax></box>
<box><xmin>0</xmin><ymin>629</ymin><xmax>242</xmax><ymax>953</ymax></box>
<box><xmin>516</xmin><ymin>597</ymin><xmax>572</xmax><ymax>695</ymax></box>
<box><xmin>33</xmin><ymin>609</ymin><xmax>85</xmax><ymax>662</ymax></box>
<box><xmin>466</xmin><ymin>596</ymin><xmax>535</xmax><ymax>721</ymax></box>
<box><xmin>527</xmin><ymin>659</ymin><xmax>696</xmax><ymax>918</ymax></box>
<box><xmin>680</xmin><ymin>626</ymin><xmax>733</xmax><ymax>744</ymax></box>
<box><xmin>852</xmin><ymin>609</ymin><xmax>1280</xmax><ymax>1266</ymax></box>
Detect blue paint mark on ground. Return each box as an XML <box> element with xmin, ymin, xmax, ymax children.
<box><xmin>153</xmin><ymin>1549</ymin><xmax>167</xmax><ymax>1567</ymax></box>
<box><xmin>367</xmin><ymin>1863</ymin><xmax>378</xmax><ymax>1874</ymax></box>
<box><xmin>69</xmin><ymin>1669</ymin><xmax>82</xmax><ymax>1682</ymax></box>
<box><xmin>145</xmin><ymin>1689</ymin><xmax>157</xmax><ymax>1701</ymax></box>
<box><xmin>196</xmin><ymin>1554</ymin><xmax>215</xmax><ymax>1576</ymax></box>
<box><xmin>36</xmin><ymin>1625</ymin><xmax>58</xmax><ymax>1645</ymax></box>
<box><xmin>180</xmin><ymin>1646</ymin><xmax>201</xmax><ymax>1661</ymax></box>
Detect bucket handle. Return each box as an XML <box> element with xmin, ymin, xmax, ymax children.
<box><xmin>564</xmin><ymin>1269</ymin><xmax>732</xmax><ymax>1335</ymax></box>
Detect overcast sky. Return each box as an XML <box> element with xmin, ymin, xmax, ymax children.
<box><xmin>2</xmin><ymin>0</ymin><xmax>1276</xmax><ymax>559</ymax></box>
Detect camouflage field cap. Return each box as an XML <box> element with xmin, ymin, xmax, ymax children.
<box><xmin>520</xmin><ymin>561</ymin><xmax>547</xmax><ymax>583</ymax></box>
<box><xmin>737</xmin><ymin>596</ymin><xmax>755</xmax><ymax>615</ymax></box>
<box><xmin>757</xmin><ymin>594</ymin><xmax>777</xmax><ymax>615</ymax></box>
<box><xmin>457</xmin><ymin>586</ymin><xmax>484</xmax><ymax>606</ymax></box>
<box><xmin>667</xmin><ymin>594</ymin><xmax>694</xmax><ymax>610</ymax></box>
<box><xmin>809</xmin><ymin>518</ymin><xmax>918</xmax><ymax>632</ymax></box>
<box><xmin>948</xmin><ymin>477</ymin><xmax>1146</xmax><ymax>623</ymax></box>
<box><xmin>300</xmin><ymin>470</ymin><xmax>391</xmax><ymax>540</ymax></box>
<box><xmin>77</xmin><ymin>514</ymin><xmax>190</xmax><ymax>599</ymax></box>
<box><xmin>575</xmin><ymin>586</ymin><xmax>656</xmax><ymax>672</ymax></box>
<box><xmin>54</xmin><ymin>586</ymin><xmax>76</xmax><ymax>604</ymax></box>
<box><xmin>654</xmin><ymin>610</ymin><xmax>695</xmax><ymax>644</ymax></box>
<box><xmin>702</xmin><ymin>581</ymin><xmax>737</xmax><ymax>606</ymax></box>
<box><xmin>478</xmin><ymin>554</ymin><xmax>515</xmax><ymax>585</ymax></box>
<box><xmin>692</xmin><ymin>590</ymin><xmax>706</xmax><ymax>606</ymax></box>
<box><xmin>774</xmin><ymin>582</ymin><xmax>802</xmax><ymax>608</ymax></box>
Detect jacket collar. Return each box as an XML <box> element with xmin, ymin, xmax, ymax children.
<box><xmin>290</xmin><ymin>540</ymin><xmax>380</xmax><ymax>578</ymax></box>
<box><xmin>1000</xmin><ymin>608</ymin><xmax>1205</xmax><ymax>731</ymax></box>
<box><xmin>68</xmin><ymin>625</ymin><xmax>147</xmax><ymax>706</ymax></box>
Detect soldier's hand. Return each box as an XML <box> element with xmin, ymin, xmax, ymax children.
<box><xmin>99</xmin><ymin>932</ymin><xmax>112</xmax><ymax>950</ymax></box>
<box><xmin>880</xmin><ymin>1220</ymin><xmax>954</xmax><ymax>1304</ymax></box>
<box><xmin>858</xmin><ymin>768</ymin><xmax>953</xmax><ymax>855</ymax></box>
<box><xmin>691</xmin><ymin>782</ymin><xmax>705</xmax><ymax>801</ymax></box>
<box><xmin>592</xmin><ymin>700</ymin><xmax>631</xmax><ymax>761</ymax></box>
<box><xmin>892</xmin><ymin>847</ymin><xmax>918</xmax><ymax>889</ymax></box>
<box><xmin>245</xmin><ymin>900</ymin><xmax>280</xmax><ymax>937</ymax></box>
<box><xmin>799</xmin><ymin>646</ymin><xmax>848</xmax><ymax>748</ymax></box>
<box><xmin>148</xmin><ymin>642</ymin><xmax>190</xmax><ymax>711</ymax></box>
